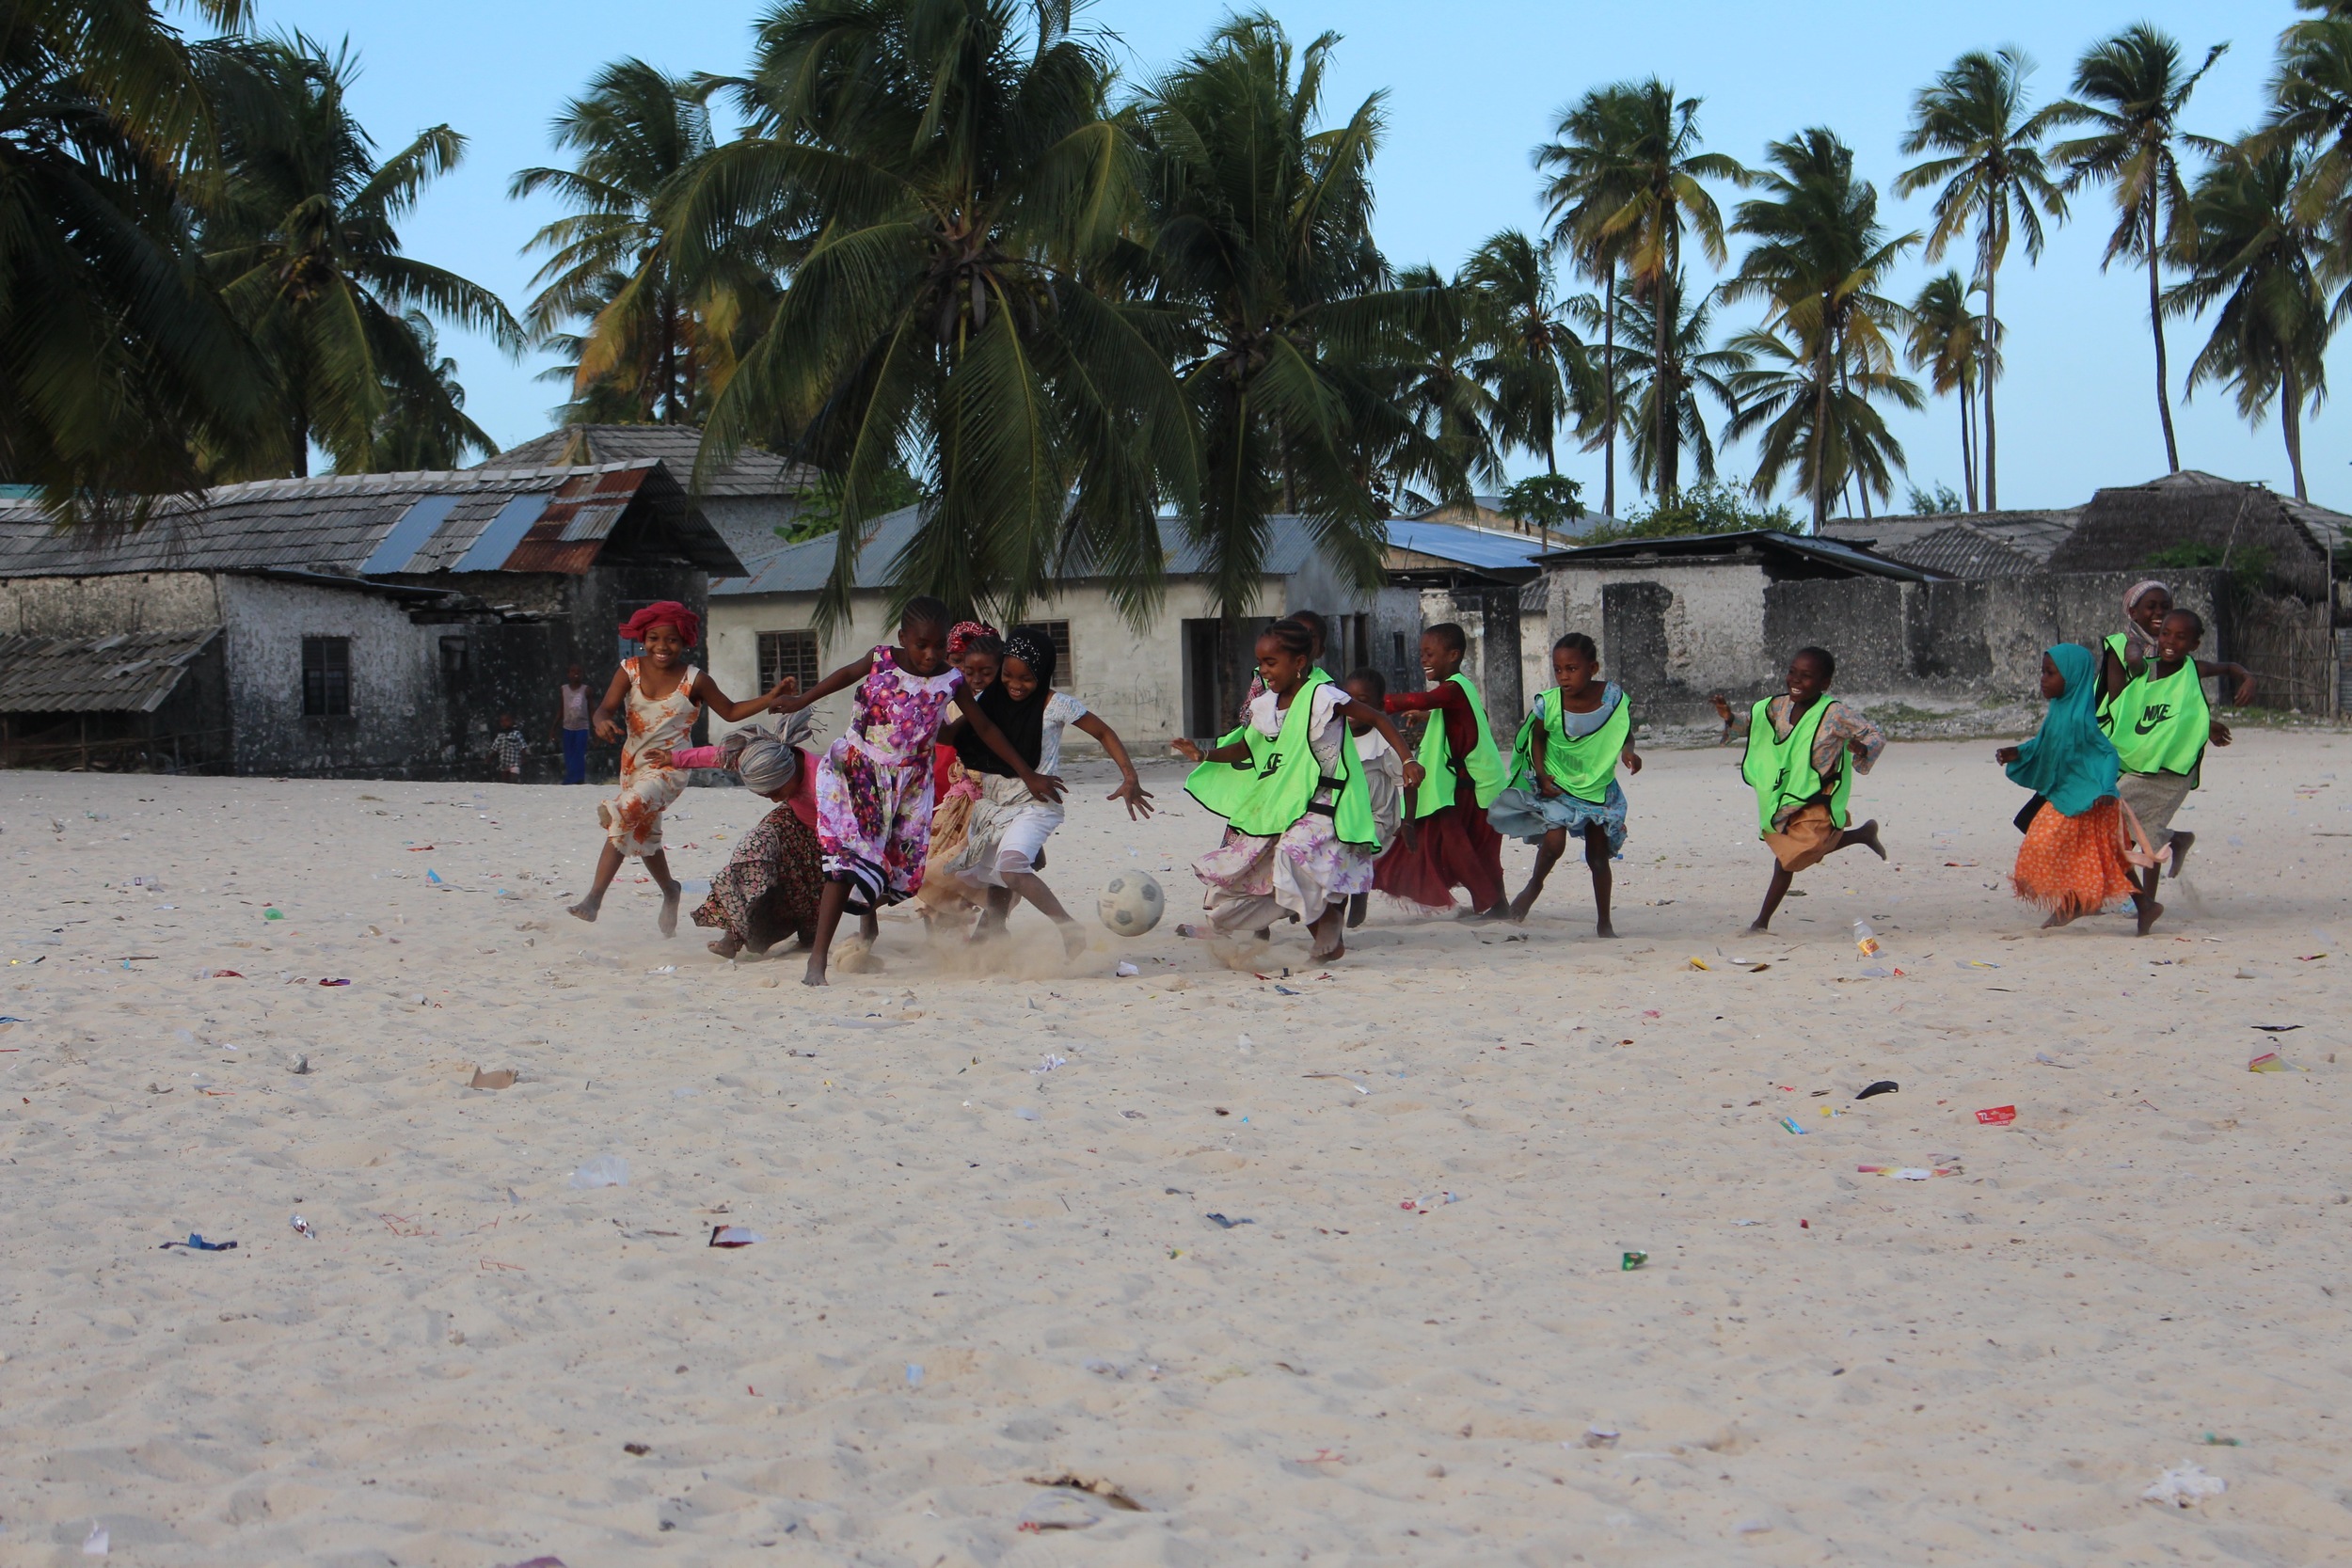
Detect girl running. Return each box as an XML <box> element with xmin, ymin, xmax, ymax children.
<box><xmin>1709</xmin><ymin>647</ymin><xmax>1886</xmax><ymax>934</ymax></box>
<box><xmin>1173</xmin><ymin>620</ymin><xmax>1422</xmax><ymax>964</ymax></box>
<box><xmin>1997</xmin><ymin>642</ymin><xmax>2161</xmax><ymax>933</ymax></box>
<box><xmin>568</xmin><ymin>602</ymin><xmax>793</xmax><ymax>934</ymax></box>
<box><xmin>772</xmin><ymin>598</ymin><xmax>1059</xmax><ymax>986</ymax></box>
<box><xmin>1491</xmin><ymin>633</ymin><xmax>1641</xmax><ymax>934</ymax></box>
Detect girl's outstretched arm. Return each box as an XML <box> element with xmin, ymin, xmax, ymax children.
<box><xmin>1334</xmin><ymin>697</ymin><xmax>1424</xmax><ymax>791</ymax></box>
<box><xmin>773</xmin><ymin>654</ymin><xmax>874</xmax><ymax>714</ymax></box>
<box><xmin>2194</xmin><ymin>657</ymin><xmax>2256</xmax><ymax>705</ymax></box>
<box><xmin>590</xmin><ymin>667</ymin><xmax>631</xmax><ymax>743</ymax></box>
<box><xmin>953</xmin><ymin>687</ymin><xmax>1065</xmax><ymax>802</ymax></box>
<box><xmin>1171</xmin><ymin>736</ymin><xmax>1250</xmax><ymax>765</ymax></box>
<box><xmin>1073</xmin><ymin>710</ymin><xmax>1152</xmax><ymax>818</ymax></box>
<box><xmin>696</xmin><ymin>674</ymin><xmax>797</xmax><ymax>723</ymax></box>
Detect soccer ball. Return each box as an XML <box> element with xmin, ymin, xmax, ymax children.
<box><xmin>1097</xmin><ymin>871</ymin><xmax>1166</xmax><ymax>937</ymax></box>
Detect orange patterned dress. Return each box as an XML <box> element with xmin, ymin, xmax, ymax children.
<box><xmin>2010</xmin><ymin>796</ymin><xmax>2138</xmax><ymax>920</ymax></box>
<box><xmin>603</xmin><ymin>658</ymin><xmax>699</xmax><ymax>857</ymax></box>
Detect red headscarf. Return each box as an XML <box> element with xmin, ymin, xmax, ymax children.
<box><xmin>619</xmin><ymin>601</ymin><xmax>700</xmax><ymax>646</ymax></box>
<box><xmin>947</xmin><ymin>619</ymin><xmax>999</xmax><ymax>659</ymax></box>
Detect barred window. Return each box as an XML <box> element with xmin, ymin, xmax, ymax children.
<box><xmin>302</xmin><ymin>637</ymin><xmax>351</xmax><ymax>716</ymax></box>
<box><xmin>1029</xmin><ymin>620</ymin><xmax>1073</xmax><ymax>685</ymax></box>
<box><xmin>758</xmin><ymin>629</ymin><xmax>821</xmax><ymax>693</ymax></box>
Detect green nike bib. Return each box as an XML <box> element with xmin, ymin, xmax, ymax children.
<box><xmin>2107</xmin><ymin>658</ymin><xmax>2210</xmax><ymax>778</ymax></box>
<box><xmin>1411</xmin><ymin>673</ymin><xmax>1506</xmax><ymax>818</ymax></box>
<box><xmin>1185</xmin><ymin>670</ymin><xmax>1379</xmax><ymax>846</ymax></box>
<box><xmin>1739</xmin><ymin>696</ymin><xmax>1851</xmax><ymax>837</ymax></box>
<box><xmin>1509</xmin><ymin>688</ymin><xmax>1630</xmax><ymax>805</ymax></box>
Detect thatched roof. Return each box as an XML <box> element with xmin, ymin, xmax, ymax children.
<box><xmin>1820</xmin><ymin>508</ymin><xmax>2080</xmax><ymax>576</ymax></box>
<box><xmin>2046</xmin><ymin>471</ymin><xmax>2344</xmax><ymax>600</ymax></box>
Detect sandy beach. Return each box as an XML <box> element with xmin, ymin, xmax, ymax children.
<box><xmin>3</xmin><ymin>728</ymin><xmax>2349</xmax><ymax>1565</ymax></box>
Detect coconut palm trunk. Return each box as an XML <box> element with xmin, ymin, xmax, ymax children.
<box><xmin>1980</xmin><ymin>216</ymin><xmax>1999</xmax><ymax>511</ymax></box>
<box><xmin>2281</xmin><ymin>360</ymin><xmax>2308</xmax><ymax>501</ymax></box>
<box><xmin>1961</xmin><ymin>379</ymin><xmax>1978</xmax><ymax>510</ymax></box>
<box><xmin>2146</xmin><ymin>200</ymin><xmax>2179</xmax><ymax>473</ymax></box>
<box><xmin>1653</xmin><ymin>258</ymin><xmax>1677</xmax><ymax>500</ymax></box>
<box><xmin>1601</xmin><ymin>273</ymin><xmax>1617</xmax><ymax>515</ymax></box>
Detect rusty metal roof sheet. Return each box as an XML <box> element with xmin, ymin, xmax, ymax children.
<box><xmin>0</xmin><ymin>461</ymin><xmax>744</xmax><ymax>580</ymax></box>
<box><xmin>0</xmin><ymin>627</ymin><xmax>219</xmax><ymax>714</ymax></box>
<box><xmin>481</xmin><ymin>426</ymin><xmax>820</xmax><ymax>499</ymax></box>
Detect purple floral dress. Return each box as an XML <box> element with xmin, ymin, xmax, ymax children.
<box><xmin>814</xmin><ymin>646</ymin><xmax>963</xmax><ymax>910</ymax></box>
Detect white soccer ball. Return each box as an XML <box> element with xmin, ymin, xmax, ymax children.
<box><xmin>1097</xmin><ymin>871</ymin><xmax>1166</xmax><ymax>937</ymax></box>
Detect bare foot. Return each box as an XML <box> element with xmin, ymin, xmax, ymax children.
<box><xmin>1311</xmin><ymin>941</ymin><xmax>1345</xmax><ymax>963</ymax></box>
<box><xmin>2042</xmin><ymin>906</ymin><xmax>2079</xmax><ymax>928</ymax></box>
<box><xmin>1849</xmin><ymin>819</ymin><xmax>1886</xmax><ymax>860</ymax></box>
<box><xmin>1745</xmin><ymin>920</ymin><xmax>1771</xmax><ymax>935</ymax></box>
<box><xmin>801</xmin><ymin>960</ymin><xmax>828</xmax><ymax>987</ymax></box>
<box><xmin>1174</xmin><ymin>923</ymin><xmax>1209</xmax><ymax>940</ymax></box>
<box><xmin>2136</xmin><ymin>899</ymin><xmax>2165</xmax><ymax>936</ymax></box>
<box><xmin>1057</xmin><ymin>921</ymin><xmax>1088</xmax><ymax>958</ymax></box>
<box><xmin>707</xmin><ymin>935</ymin><xmax>742</xmax><ymax>959</ymax></box>
<box><xmin>2167</xmin><ymin>832</ymin><xmax>2194</xmax><ymax>878</ymax></box>
<box><xmin>1462</xmin><ymin>904</ymin><xmax>1513</xmax><ymax>924</ymax></box>
<box><xmin>1595</xmin><ymin>920</ymin><xmax>1617</xmax><ymax>938</ymax></box>
<box><xmin>659</xmin><ymin>885</ymin><xmax>680</xmax><ymax>937</ymax></box>
<box><xmin>567</xmin><ymin>900</ymin><xmax>599</xmax><ymax>923</ymax></box>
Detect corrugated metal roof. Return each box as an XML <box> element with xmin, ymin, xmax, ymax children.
<box><xmin>0</xmin><ymin>460</ymin><xmax>745</xmax><ymax>580</ymax></box>
<box><xmin>1384</xmin><ymin>519</ymin><xmax>1553</xmax><ymax>573</ymax></box>
<box><xmin>0</xmin><ymin>627</ymin><xmax>218</xmax><ymax>714</ymax></box>
<box><xmin>715</xmin><ymin>511</ymin><xmax>1339</xmax><ymax>596</ymax></box>
<box><xmin>485</xmin><ymin>426</ymin><xmax>821</xmax><ymax>499</ymax></box>
<box><xmin>1534</xmin><ymin>530</ymin><xmax>1943</xmax><ymax>582</ymax></box>
<box><xmin>1822</xmin><ymin>508</ymin><xmax>2080</xmax><ymax>565</ymax></box>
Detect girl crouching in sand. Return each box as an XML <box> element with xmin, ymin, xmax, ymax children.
<box><xmin>1998</xmin><ymin>643</ymin><xmax>2162</xmax><ymax>934</ymax></box>
<box><xmin>1172</xmin><ymin>619</ymin><xmax>1421</xmax><ymax>964</ymax></box>
<box><xmin>569</xmin><ymin>602</ymin><xmax>794</xmax><ymax>934</ymax></box>
<box><xmin>652</xmin><ymin>718</ymin><xmax>829</xmax><ymax>958</ymax></box>
<box><xmin>771</xmin><ymin>597</ymin><xmax>1061</xmax><ymax>986</ymax></box>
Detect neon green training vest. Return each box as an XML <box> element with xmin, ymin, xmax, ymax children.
<box><xmin>1184</xmin><ymin>670</ymin><xmax>1380</xmax><ymax>847</ymax></box>
<box><xmin>1412</xmin><ymin>673</ymin><xmax>1506</xmax><ymax>818</ymax></box>
<box><xmin>2096</xmin><ymin>631</ymin><xmax>2131</xmax><ymax>730</ymax></box>
<box><xmin>1510</xmin><ymin>688</ymin><xmax>1631</xmax><ymax>805</ymax></box>
<box><xmin>1740</xmin><ymin>696</ymin><xmax>1852</xmax><ymax>837</ymax></box>
<box><xmin>2107</xmin><ymin>658</ymin><xmax>2210</xmax><ymax>778</ymax></box>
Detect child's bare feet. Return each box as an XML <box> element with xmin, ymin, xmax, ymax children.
<box><xmin>2136</xmin><ymin>899</ymin><xmax>2165</xmax><ymax>936</ymax></box>
<box><xmin>1745</xmin><ymin>919</ymin><xmax>1771</xmax><ymax>935</ymax></box>
<box><xmin>2167</xmin><ymin>831</ymin><xmax>2194</xmax><ymax>878</ymax></box>
<box><xmin>707</xmin><ymin>934</ymin><xmax>742</xmax><ymax>959</ymax></box>
<box><xmin>1595</xmin><ymin>919</ymin><xmax>1616</xmax><ymax>938</ymax></box>
<box><xmin>1057</xmin><ymin>920</ymin><xmax>1088</xmax><ymax>958</ymax></box>
<box><xmin>659</xmin><ymin>885</ymin><xmax>681</xmax><ymax>937</ymax></box>
<box><xmin>568</xmin><ymin>899</ymin><xmax>599</xmax><ymax>923</ymax></box>
<box><xmin>801</xmin><ymin>962</ymin><xmax>828</xmax><ymax>987</ymax></box>
<box><xmin>2042</xmin><ymin>906</ymin><xmax>2079</xmax><ymax>928</ymax></box>
<box><xmin>1848</xmin><ymin>819</ymin><xmax>1885</xmax><ymax>860</ymax></box>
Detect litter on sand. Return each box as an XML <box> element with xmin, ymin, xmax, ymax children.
<box><xmin>2249</xmin><ymin>1052</ymin><xmax>2301</xmax><ymax>1072</ymax></box>
<box><xmin>1777</xmin><ymin>1116</ymin><xmax>1809</xmax><ymax>1134</ymax></box>
<box><xmin>1685</xmin><ymin>956</ymin><xmax>1711</xmax><ymax>971</ymax></box>
<box><xmin>2251</xmin><ymin>1023</ymin><xmax>2304</xmax><ymax>1033</ymax></box>
<box><xmin>1203</xmin><ymin>1212</ymin><xmax>1255</xmax><ymax>1228</ymax></box>
<box><xmin>1114</xmin><ymin>961</ymin><xmax>1138</xmax><ymax>977</ymax></box>
<box><xmin>707</xmin><ymin>1226</ymin><xmax>764</xmax><ymax>1247</ymax></box>
<box><xmin>567</xmin><ymin>1155</ymin><xmax>628</xmax><ymax>1189</ymax></box>
<box><xmin>1855</xmin><ymin>1164</ymin><xmax>1959</xmax><ymax>1179</ymax></box>
<box><xmin>82</xmin><ymin>1523</ymin><xmax>107</xmax><ymax>1557</ymax></box>
<box><xmin>1621</xmin><ymin>1251</ymin><xmax>1648</xmax><ymax>1271</ymax></box>
<box><xmin>1975</xmin><ymin>1105</ymin><xmax>2018</xmax><ymax>1125</ymax></box>
<box><xmin>469</xmin><ymin>1068</ymin><xmax>517</xmax><ymax>1090</ymax></box>
<box><xmin>2141</xmin><ymin>1461</ymin><xmax>2226</xmax><ymax>1507</ymax></box>
<box><xmin>160</xmin><ymin>1233</ymin><xmax>237</xmax><ymax>1251</ymax></box>
<box><xmin>1855</xmin><ymin>1080</ymin><xmax>1899</xmax><ymax>1100</ymax></box>
<box><xmin>289</xmin><ymin>1214</ymin><xmax>314</xmax><ymax>1239</ymax></box>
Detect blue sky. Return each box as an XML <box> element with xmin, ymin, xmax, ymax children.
<box><xmin>258</xmin><ymin>0</ymin><xmax>2340</xmax><ymax>512</ymax></box>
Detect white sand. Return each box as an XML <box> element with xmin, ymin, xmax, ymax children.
<box><xmin>2</xmin><ymin>732</ymin><xmax>2349</xmax><ymax>1564</ymax></box>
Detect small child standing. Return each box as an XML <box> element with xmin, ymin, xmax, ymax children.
<box><xmin>771</xmin><ymin>597</ymin><xmax>1059</xmax><ymax>986</ymax></box>
<box><xmin>1375</xmin><ymin>623</ymin><xmax>1509</xmax><ymax>919</ymax></box>
<box><xmin>1173</xmin><ymin>620</ymin><xmax>1422</xmax><ymax>964</ymax></box>
<box><xmin>568</xmin><ymin>603</ymin><xmax>792</xmax><ymax>934</ymax></box>
<box><xmin>1709</xmin><ymin>647</ymin><xmax>1887</xmax><ymax>933</ymax></box>
<box><xmin>1489</xmin><ymin>633</ymin><xmax>1640</xmax><ymax>934</ymax></box>
<box><xmin>489</xmin><ymin>713</ymin><xmax>527</xmax><ymax>783</ymax></box>
<box><xmin>1342</xmin><ymin>668</ymin><xmax>1410</xmax><ymax>929</ymax></box>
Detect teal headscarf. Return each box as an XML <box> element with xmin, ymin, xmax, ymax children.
<box><xmin>2005</xmin><ymin>642</ymin><xmax>2120</xmax><ymax>816</ymax></box>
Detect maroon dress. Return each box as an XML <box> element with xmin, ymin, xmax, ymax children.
<box><xmin>1374</xmin><ymin>683</ymin><xmax>1506</xmax><ymax>914</ymax></box>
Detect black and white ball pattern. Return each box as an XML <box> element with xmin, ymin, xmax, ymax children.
<box><xmin>1097</xmin><ymin>871</ymin><xmax>1166</xmax><ymax>936</ymax></box>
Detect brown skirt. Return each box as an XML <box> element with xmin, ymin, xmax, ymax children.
<box><xmin>1763</xmin><ymin>801</ymin><xmax>1842</xmax><ymax>872</ymax></box>
<box><xmin>691</xmin><ymin>802</ymin><xmax>826</xmax><ymax>953</ymax></box>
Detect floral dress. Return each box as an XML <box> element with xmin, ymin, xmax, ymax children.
<box><xmin>602</xmin><ymin>659</ymin><xmax>699</xmax><ymax>857</ymax></box>
<box><xmin>814</xmin><ymin>646</ymin><xmax>963</xmax><ymax>910</ymax></box>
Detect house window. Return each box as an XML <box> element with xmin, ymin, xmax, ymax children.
<box><xmin>302</xmin><ymin>637</ymin><xmax>351</xmax><ymax>716</ymax></box>
<box><xmin>1028</xmin><ymin>620</ymin><xmax>1073</xmax><ymax>685</ymax></box>
<box><xmin>439</xmin><ymin>636</ymin><xmax>469</xmax><ymax>683</ymax></box>
<box><xmin>758</xmin><ymin>630</ymin><xmax>821</xmax><ymax>693</ymax></box>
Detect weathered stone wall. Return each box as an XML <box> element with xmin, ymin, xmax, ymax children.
<box><xmin>1537</xmin><ymin>562</ymin><xmax>2231</xmax><ymax>724</ymax></box>
<box><xmin>0</xmin><ymin>573</ymin><xmax>223</xmax><ymax>636</ymax></box>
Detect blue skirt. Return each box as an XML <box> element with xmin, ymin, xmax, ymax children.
<box><xmin>1487</xmin><ymin>779</ymin><xmax>1628</xmax><ymax>853</ymax></box>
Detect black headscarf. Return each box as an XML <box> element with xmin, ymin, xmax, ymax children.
<box><xmin>958</xmin><ymin>627</ymin><xmax>1056</xmax><ymax>776</ymax></box>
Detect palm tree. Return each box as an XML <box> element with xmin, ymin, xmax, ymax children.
<box><xmin>1604</xmin><ymin>277</ymin><xmax>1746</xmax><ymax>497</ymax></box>
<box><xmin>1896</xmin><ymin>48</ymin><xmax>2070</xmax><ymax>511</ymax></box>
<box><xmin>197</xmin><ymin>35</ymin><xmax>521</xmax><ymax>476</ymax></box>
<box><xmin>1723</xmin><ymin>128</ymin><xmax>1919</xmax><ymax>528</ymax></box>
<box><xmin>1534</xmin><ymin>87</ymin><xmax>1644</xmax><ymax>517</ymax></box>
<box><xmin>1548</xmin><ymin>81</ymin><xmax>1746</xmax><ymax>505</ymax></box>
<box><xmin>1726</xmin><ymin>325</ymin><xmax>1923</xmax><ymax>521</ymax></box>
<box><xmin>1460</xmin><ymin>229</ymin><xmax>1593</xmax><ymax>477</ymax></box>
<box><xmin>1904</xmin><ymin>271</ymin><xmax>1999</xmax><ymax>510</ymax></box>
<box><xmin>1135</xmin><ymin>12</ymin><xmax>1425</xmax><ymax>634</ymax></box>
<box><xmin>0</xmin><ymin>0</ymin><xmax>266</xmax><ymax>511</ymax></box>
<box><xmin>2167</xmin><ymin>143</ymin><xmax>2332</xmax><ymax>500</ymax></box>
<box><xmin>2263</xmin><ymin>8</ymin><xmax>2352</xmax><ymax>310</ymax></box>
<box><xmin>2051</xmin><ymin>25</ymin><xmax>2227</xmax><ymax>473</ymax></box>
<box><xmin>668</xmin><ymin>0</ymin><xmax>1194</xmax><ymax>628</ymax></box>
<box><xmin>372</xmin><ymin>312</ymin><xmax>496</xmax><ymax>469</ymax></box>
<box><xmin>512</xmin><ymin>58</ymin><xmax>749</xmax><ymax>426</ymax></box>
<box><xmin>1382</xmin><ymin>262</ymin><xmax>1505</xmax><ymax>506</ymax></box>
